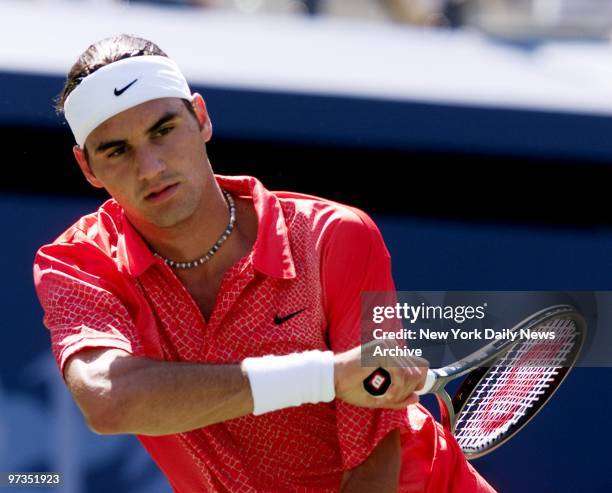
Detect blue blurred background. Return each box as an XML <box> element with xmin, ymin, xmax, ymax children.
<box><xmin>2</xmin><ymin>0</ymin><xmax>612</xmax><ymax>491</ymax></box>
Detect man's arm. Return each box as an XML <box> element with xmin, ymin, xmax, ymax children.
<box><xmin>65</xmin><ymin>348</ymin><xmax>254</xmax><ymax>435</ymax></box>
<box><xmin>340</xmin><ymin>429</ymin><xmax>401</xmax><ymax>493</ymax></box>
<box><xmin>65</xmin><ymin>346</ymin><xmax>426</xmax><ymax>436</ymax></box>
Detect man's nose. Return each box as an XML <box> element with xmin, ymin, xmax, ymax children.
<box><xmin>136</xmin><ymin>146</ymin><xmax>166</xmax><ymax>180</ymax></box>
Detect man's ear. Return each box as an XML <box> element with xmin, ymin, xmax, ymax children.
<box><xmin>191</xmin><ymin>93</ymin><xmax>213</xmax><ymax>142</ymax></box>
<box><xmin>73</xmin><ymin>145</ymin><xmax>104</xmax><ymax>189</ymax></box>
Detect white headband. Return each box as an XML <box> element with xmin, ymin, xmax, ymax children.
<box><xmin>64</xmin><ymin>55</ymin><xmax>192</xmax><ymax>147</ymax></box>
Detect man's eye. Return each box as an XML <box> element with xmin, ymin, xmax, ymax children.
<box><xmin>108</xmin><ymin>147</ymin><xmax>126</xmax><ymax>158</ymax></box>
<box><xmin>156</xmin><ymin>126</ymin><xmax>174</xmax><ymax>137</ymax></box>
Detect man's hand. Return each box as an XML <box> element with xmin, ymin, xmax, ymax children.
<box><xmin>334</xmin><ymin>342</ymin><xmax>429</xmax><ymax>409</ymax></box>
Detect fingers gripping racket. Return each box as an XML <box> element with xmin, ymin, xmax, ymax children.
<box><xmin>363</xmin><ymin>305</ymin><xmax>586</xmax><ymax>459</ymax></box>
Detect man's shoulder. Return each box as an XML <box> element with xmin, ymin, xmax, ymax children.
<box><xmin>35</xmin><ymin>199</ymin><xmax>124</xmax><ymax>268</ymax></box>
<box><xmin>274</xmin><ymin>190</ymin><xmax>380</xmax><ymax>237</ymax></box>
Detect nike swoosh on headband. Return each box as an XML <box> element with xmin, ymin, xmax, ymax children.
<box><xmin>114</xmin><ymin>78</ymin><xmax>139</xmax><ymax>96</ymax></box>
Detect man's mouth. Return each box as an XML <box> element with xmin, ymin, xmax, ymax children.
<box><xmin>144</xmin><ymin>183</ymin><xmax>179</xmax><ymax>203</ymax></box>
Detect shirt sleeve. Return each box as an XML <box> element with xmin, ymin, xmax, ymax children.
<box><xmin>33</xmin><ymin>241</ymin><xmax>145</xmax><ymax>377</ymax></box>
<box><xmin>321</xmin><ymin>206</ymin><xmax>409</xmax><ymax>470</ymax></box>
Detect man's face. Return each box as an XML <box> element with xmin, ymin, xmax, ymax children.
<box><xmin>75</xmin><ymin>96</ymin><xmax>212</xmax><ymax>229</ymax></box>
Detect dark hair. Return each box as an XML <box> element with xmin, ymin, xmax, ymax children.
<box><xmin>56</xmin><ymin>34</ymin><xmax>198</xmax><ymax>156</ymax></box>
<box><xmin>55</xmin><ymin>34</ymin><xmax>169</xmax><ymax>114</ymax></box>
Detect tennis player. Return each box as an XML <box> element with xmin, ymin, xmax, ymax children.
<box><xmin>33</xmin><ymin>35</ymin><xmax>496</xmax><ymax>492</ymax></box>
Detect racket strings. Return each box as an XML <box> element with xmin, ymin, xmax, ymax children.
<box><xmin>454</xmin><ymin>319</ymin><xmax>578</xmax><ymax>452</ymax></box>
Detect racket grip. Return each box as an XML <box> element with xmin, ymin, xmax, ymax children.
<box><xmin>363</xmin><ymin>368</ymin><xmax>436</xmax><ymax>397</ymax></box>
<box><xmin>363</xmin><ymin>367</ymin><xmax>392</xmax><ymax>397</ymax></box>
<box><xmin>415</xmin><ymin>370</ymin><xmax>436</xmax><ymax>396</ymax></box>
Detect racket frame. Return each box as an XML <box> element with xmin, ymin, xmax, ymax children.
<box><xmin>428</xmin><ymin>304</ymin><xmax>586</xmax><ymax>458</ymax></box>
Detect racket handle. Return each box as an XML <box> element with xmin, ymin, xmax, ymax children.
<box><xmin>415</xmin><ymin>370</ymin><xmax>436</xmax><ymax>396</ymax></box>
<box><xmin>363</xmin><ymin>367</ymin><xmax>392</xmax><ymax>397</ymax></box>
<box><xmin>363</xmin><ymin>368</ymin><xmax>436</xmax><ymax>397</ymax></box>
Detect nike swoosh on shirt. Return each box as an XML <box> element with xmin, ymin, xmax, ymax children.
<box><xmin>114</xmin><ymin>78</ymin><xmax>138</xmax><ymax>96</ymax></box>
<box><xmin>274</xmin><ymin>308</ymin><xmax>306</xmax><ymax>325</ymax></box>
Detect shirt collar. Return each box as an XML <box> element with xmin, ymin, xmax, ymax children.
<box><xmin>115</xmin><ymin>175</ymin><xmax>296</xmax><ymax>279</ymax></box>
<box><xmin>215</xmin><ymin>174</ymin><xmax>296</xmax><ymax>280</ymax></box>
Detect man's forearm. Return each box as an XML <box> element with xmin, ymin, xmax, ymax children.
<box><xmin>67</xmin><ymin>349</ymin><xmax>254</xmax><ymax>436</ymax></box>
<box><xmin>67</xmin><ymin>344</ymin><xmax>427</xmax><ymax>436</ymax></box>
<box><xmin>117</xmin><ymin>360</ymin><xmax>253</xmax><ymax>435</ymax></box>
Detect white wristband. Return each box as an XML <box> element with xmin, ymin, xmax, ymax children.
<box><xmin>242</xmin><ymin>350</ymin><xmax>336</xmax><ymax>416</ymax></box>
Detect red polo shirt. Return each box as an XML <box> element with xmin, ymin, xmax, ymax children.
<box><xmin>33</xmin><ymin>175</ymin><xmax>496</xmax><ymax>493</ymax></box>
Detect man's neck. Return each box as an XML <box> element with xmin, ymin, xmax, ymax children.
<box><xmin>130</xmin><ymin>185</ymin><xmax>258</xmax><ymax>280</ymax></box>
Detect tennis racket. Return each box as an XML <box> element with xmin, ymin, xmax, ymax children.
<box><xmin>363</xmin><ymin>304</ymin><xmax>586</xmax><ymax>459</ymax></box>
